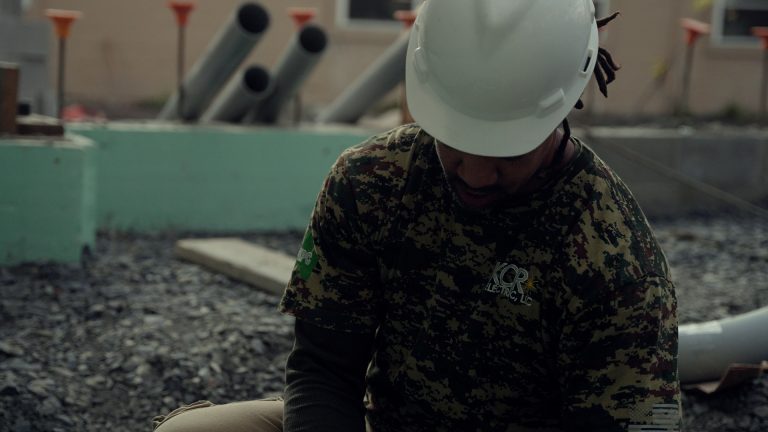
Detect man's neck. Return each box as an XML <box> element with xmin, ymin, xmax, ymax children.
<box><xmin>517</xmin><ymin>129</ymin><xmax>575</xmax><ymax>195</ymax></box>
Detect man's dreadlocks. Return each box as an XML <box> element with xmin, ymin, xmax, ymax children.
<box><xmin>576</xmin><ymin>12</ymin><xmax>621</xmax><ymax>108</ymax></box>
<box><xmin>553</xmin><ymin>12</ymin><xmax>621</xmax><ymax>165</ymax></box>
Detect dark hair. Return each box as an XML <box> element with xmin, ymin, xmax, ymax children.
<box><xmin>553</xmin><ymin>12</ymin><xmax>621</xmax><ymax>165</ymax></box>
<box><xmin>576</xmin><ymin>12</ymin><xmax>621</xmax><ymax>109</ymax></box>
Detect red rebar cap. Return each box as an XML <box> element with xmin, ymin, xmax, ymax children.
<box><xmin>45</xmin><ymin>9</ymin><xmax>82</xmax><ymax>39</ymax></box>
<box><xmin>288</xmin><ymin>7</ymin><xmax>316</xmax><ymax>27</ymax></box>
<box><xmin>394</xmin><ymin>10</ymin><xmax>417</xmax><ymax>29</ymax></box>
<box><xmin>752</xmin><ymin>27</ymin><xmax>768</xmax><ymax>50</ymax></box>
<box><xmin>681</xmin><ymin>18</ymin><xmax>710</xmax><ymax>46</ymax></box>
<box><xmin>169</xmin><ymin>1</ymin><xmax>195</xmax><ymax>27</ymax></box>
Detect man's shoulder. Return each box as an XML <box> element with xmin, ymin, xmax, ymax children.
<box><xmin>338</xmin><ymin>123</ymin><xmax>426</xmax><ymax>166</ymax></box>
<box><xmin>563</xmin><ymin>143</ymin><xmax>670</xmax><ymax>281</ymax></box>
<box><xmin>332</xmin><ymin>123</ymin><xmax>432</xmax><ymax>189</ymax></box>
<box><xmin>569</xmin><ymin>143</ymin><xmax>646</xmax><ymax>222</ymax></box>
<box><xmin>549</xmin><ymin>142</ymin><xmax>645</xmax><ymax>230</ymax></box>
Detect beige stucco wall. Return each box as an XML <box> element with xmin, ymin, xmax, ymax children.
<box><xmin>27</xmin><ymin>0</ymin><xmax>404</xmax><ymax>116</ymax></box>
<box><xmin>596</xmin><ymin>0</ymin><xmax>765</xmax><ymax>119</ymax></box>
<box><xmin>23</xmin><ymin>0</ymin><xmax>768</xmax><ymax>120</ymax></box>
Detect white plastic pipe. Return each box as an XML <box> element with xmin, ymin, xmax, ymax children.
<box><xmin>678</xmin><ymin>305</ymin><xmax>768</xmax><ymax>383</ymax></box>
<box><xmin>0</xmin><ymin>0</ymin><xmax>22</xmax><ymax>16</ymax></box>
<box><xmin>315</xmin><ymin>30</ymin><xmax>410</xmax><ymax>124</ymax></box>
<box><xmin>247</xmin><ymin>24</ymin><xmax>328</xmax><ymax>124</ymax></box>
<box><xmin>200</xmin><ymin>65</ymin><xmax>273</xmax><ymax>123</ymax></box>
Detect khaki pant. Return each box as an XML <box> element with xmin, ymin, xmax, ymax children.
<box><xmin>153</xmin><ymin>399</ymin><xmax>283</xmax><ymax>432</ymax></box>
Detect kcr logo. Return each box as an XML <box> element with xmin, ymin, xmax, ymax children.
<box><xmin>297</xmin><ymin>249</ymin><xmax>314</xmax><ymax>265</ymax></box>
<box><xmin>485</xmin><ymin>262</ymin><xmax>533</xmax><ymax>306</ymax></box>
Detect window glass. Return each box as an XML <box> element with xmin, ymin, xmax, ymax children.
<box><xmin>712</xmin><ymin>0</ymin><xmax>768</xmax><ymax>45</ymax></box>
<box><xmin>348</xmin><ymin>0</ymin><xmax>413</xmax><ymax>21</ymax></box>
<box><xmin>722</xmin><ymin>8</ymin><xmax>768</xmax><ymax>36</ymax></box>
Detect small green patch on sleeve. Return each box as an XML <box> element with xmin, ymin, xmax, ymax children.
<box><xmin>296</xmin><ymin>231</ymin><xmax>319</xmax><ymax>280</ymax></box>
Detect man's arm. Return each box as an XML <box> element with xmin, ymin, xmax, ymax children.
<box><xmin>283</xmin><ymin>319</ymin><xmax>375</xmax><ymax>432</ymax></box>
<box><xmin>559</xmin><ymin>275</ymin><xmax>682</xmax><ymax>431</ymax></box>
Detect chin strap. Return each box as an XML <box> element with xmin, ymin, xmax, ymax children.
<box><xmin>551</xmin><ymin>118</ymin><xmax>571</xmax><ymax>167</ymax></box>
<box><xmin>532</xmin><ymin>118</ymin><xmax>571</xmax><ymax>180</ymax></box>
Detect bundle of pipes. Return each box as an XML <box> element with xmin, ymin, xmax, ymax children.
<box><xmin>159</xmin><ymin>2</ymin><xmax>329</xmax><ymax>125</ymax></box>
<box><xmin>158</xmin><ymin>3</ymin><xmax>270</xmax><ymax>121</ymax></box>
<box><xmin>201</xmin><ymin>23</ymin><xmax>327</xmax><ymax>125</ymax></box>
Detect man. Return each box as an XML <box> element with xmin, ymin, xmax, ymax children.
<box><xmin>154</xmin><ymin>1</ymin><xmax>681</xmax><ymax>431</ymax></box>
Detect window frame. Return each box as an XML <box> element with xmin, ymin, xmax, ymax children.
<box><xmin>711</xmin><ymin>0</ymin><xmax>768</xmax><ymax>47</ymax></box>
<box><xmin>335</xmin><ymin>0</ymin><xmax>424</xmax><ymax>30</ymax></box>
<box><xmin>334</xmin><ymin>1</ymin><xmax>615</xmax><ymax>33</ymax></box>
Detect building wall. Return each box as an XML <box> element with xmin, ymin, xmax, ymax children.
<box><xmin>597</xmin><ymin>0</ymin><xmax>765</xmax><ymax>119</ymax></box>
<box><xmin>26</xmin><ymin>0</ymin><xmax>403</xmax><ymax>117</ymax></box>
<box><xmin>24</xmin><ymin>0</ymin><xmax>768</xmax><ymax>120</ymax></box>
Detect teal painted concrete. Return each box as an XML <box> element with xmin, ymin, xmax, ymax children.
<box><xmin>2</xmin><ymin>122</ymin><xmax>766</xmax><ymax>264</ymax></box>
<box><xmin>0</xmin><ymin>135</ymin><xmax>96</xmax><ymax>265</ymax></box>
<box><xmin>70</xmin><ymin>122</ymin><xmax>373</xmax><ymax>232</ymax></box>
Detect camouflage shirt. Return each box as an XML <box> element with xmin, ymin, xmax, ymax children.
<box><xmin>279</xmin><ymin>124</ymin><xmax>681</xmax><ymax>432</ymax></box>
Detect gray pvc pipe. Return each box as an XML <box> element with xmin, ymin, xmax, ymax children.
<box><xmin>0</xmin><ymin>0</ymin><xmax>22</xmax><ymax>16</ymax></box>
<box><xmin>247</xmin><ymin>24</ymin><xmax>328</xmax><ymax>124</ymax></box>
<box><xmin>200</xmin><ymin>65</ymin><xmax>273</xmax><ymax>123</ymax></box>
<box><xmin>315</xmin><ymin>30</ymin><xmax>410</xmax><ymax>124</ymax></box>
<box><xmin>158</xmin><ymin>2</ymin><xmax>270</xmax><ymax>121</ymax></box>
<box><xmin>678</xmin><ymin>305</ymin><xmax>768</xmax><ymax>383</ymax></box>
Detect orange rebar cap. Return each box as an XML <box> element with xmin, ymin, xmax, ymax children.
<box><xmin>288</xmin><ymin>7</ymin><xmax>316</xmax><ymax>27</ymax></box>
<box><xmin>681</xmin><ymin>18</ymin><xmax>710</xmax><ymax>46</ymax></box>
<box><xmin>752</xmin><ymin>27</ymin><xmax>768</xmax><ymax>50</ymax></box>
<box><xmin>169</xmin><ymin>1</ymin><xmax>195</xmax><ymax>27</ymax></box>
<box><xmin>45</xmin><ymin>9</ymin><xmax>82</xmax><ymax>39</ymax></box>
<box><xmin>394</xmin><ymin>10</ymin><xmax>417</xmax><ymax>29</ymax></box>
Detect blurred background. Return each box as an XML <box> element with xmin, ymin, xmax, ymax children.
<box><xmin>1</xmin><ymin>1</ymin><xmax>768</xmax><ymax>432</ymax></box>
<box><xmin>2</xmin><ymin>0</ymin><xmax>767</xmax><ymax>123</ymax></box>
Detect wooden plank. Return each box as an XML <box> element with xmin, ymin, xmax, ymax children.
<box><xmin>175</xmin><ymin>238</ymin><xmax>295</xmax><ymax>296</ymax></box>
<box><xmin>0</xmin><ymin>62</ymin><xmax>19</xmax><ymax>135</ymax></box>
<box><xmin>16</xmin><ymin>114</ymin><xmax>65</xmax><ymax>136</ymax></box>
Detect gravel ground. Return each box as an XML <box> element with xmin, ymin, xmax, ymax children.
<box><xmin>1</xmin><ymin>215</ymin><xmax>767</xmax><ymax>432</ymax></box>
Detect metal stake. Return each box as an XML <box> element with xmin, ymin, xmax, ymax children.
<box><xmin>57</xmin><ymin>37</ymin><xmax>66</xmax><ymax>118</ymax></box>
<box><xmin>681</xmin><ymin>44</ymin><xmax>694</xmax><ymax>115</ymax></box>
<box><xmin>177</xmin><ymin>24</ymin><xmax>186</xmax><ymax>120</ymax></box>
<box><xmin>167</xmin><ymin>1</ymin><xmax>195</xmax><ymax>121</ymax></box>
<box><xmin>761</xmin><ymin>49</ymin><xmax>768</xmax><ymax>125</ymax></box>
<box><xmin>45</xmin><ymin>9</ymin><xmax>82</xmax><ymax>119</ymax></box>
<box><xmin>678</xmin><ymin>19</ymin><xmax>710</xmax><ymax>117</ymax></box>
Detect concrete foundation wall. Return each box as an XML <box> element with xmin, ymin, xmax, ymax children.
<box><xmin>586</xmin><ymin>127</ymin><xmax>768</xmax><ymax>217</ymax></box>
<box><xmin>0</xmin><ymin>134</ymin><xmax>95</xmax><ymax>265</ymax></box>
<box><xmin>1</xmin><ymin>124</ymin><xmax>765</xmax><ymax>265</ymax></box>
<box><xmin>69</xmin><ymin>122</ymin><xmax>371</xmax><ymax>232</ymax></box>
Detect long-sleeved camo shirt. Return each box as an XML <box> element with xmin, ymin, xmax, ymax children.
<box><xmin>280</xmin><ymin>124</ymin><xmax>682</xmax><ymax>432</ymax></box>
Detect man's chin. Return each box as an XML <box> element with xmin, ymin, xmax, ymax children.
<box><xmin>454</xmin><ymin>186</ymin><xmax>503</xmax><ymax>211</ymax></box>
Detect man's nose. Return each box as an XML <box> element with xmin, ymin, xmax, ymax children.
<box><xmin>457</xmin><ymin>155</ymin><xmax>499</xmax><ymax>189</ymax></box>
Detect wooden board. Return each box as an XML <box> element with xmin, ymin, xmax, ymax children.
<box><xmin>16</xmin><ymin>114</ymin><xmax>65</xmax><ymax>136</ymax></box>
<box><xmin>175</xmin><ymin>238</ymin><xmax>296</xmax><ymax>296</ymax></box>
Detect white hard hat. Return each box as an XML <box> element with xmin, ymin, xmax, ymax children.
<box><xmin>406</xmin><ymin>0</ymin><xmax>599</xmax><ymax>157</ymax></box>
